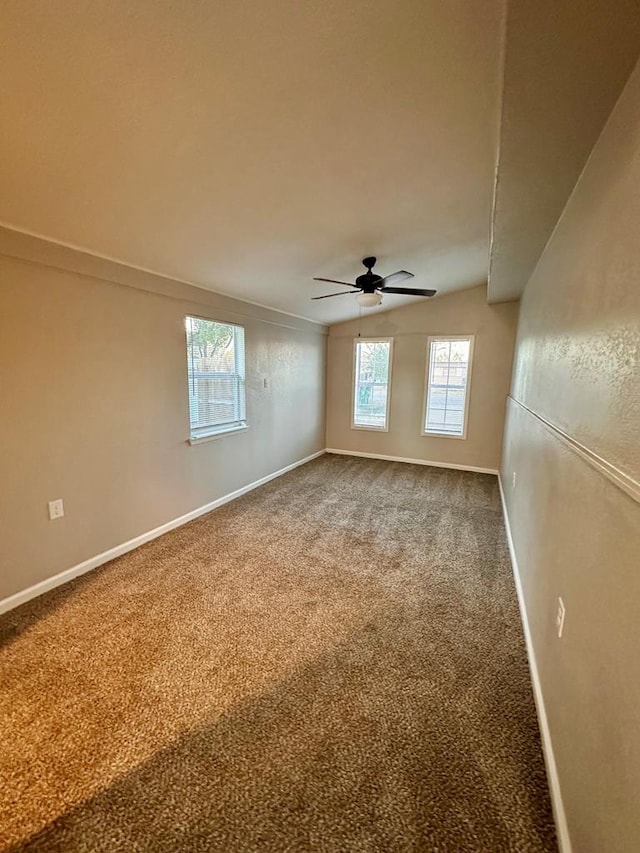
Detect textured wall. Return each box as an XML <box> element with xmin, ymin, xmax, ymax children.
<box><xmin>501</xmin><ymin>58</ymin><xmax>640</xmax><ymax>853</ymax></box>
<box><xmin>0</xmin><ymin>241</ymin><xmax>326</xmax><ymax>602</ymax></box>
<box><xmin>326</xmin><ymin>285</ymin><xmax>518</xmax><ymax>471</ymax></box>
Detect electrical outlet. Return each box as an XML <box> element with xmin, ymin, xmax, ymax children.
<box><xmin>512</xmin><ymin>471</ymin><xmax>517</xmax><ymax>488</ymax></box>
<box><xmin>556</xmin><ymin>597</ymin><xmax>566</xmax><ymax>639</ymax></box>
<box><xmin>263</xmin><ymin>377</ymin><xmax>269</xmax><ymax>389</ymax></box>
<box><xmin>48</xmin><ymin>499</ymin><xmax>64</xmax><ymax>520</ymax></box>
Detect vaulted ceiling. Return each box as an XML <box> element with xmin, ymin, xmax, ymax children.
<box><xmin>1</xmin><ymin>1</ymin><xmax>639</xmax><ymax>323</ymax></box>
<box><xmin>489</xmin><ymin>0</ymin><xmax>640</xmax><ymax>303</ymax></box>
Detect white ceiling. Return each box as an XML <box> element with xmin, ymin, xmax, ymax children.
<box><xmin>2</xmin><ymin>2</ymin><xmax>638</xmax><ymax>323</ymax></box>
<box><xmin>0</xmin><ymin>0</ymin><xmax>504</xmax><ymax>324</ymax></box>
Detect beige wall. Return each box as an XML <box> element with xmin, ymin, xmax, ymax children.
<box><xmin>0</xmin><ymin>235</ymin><xmax>326</xmax><ymax>603</ymax></box>
<box><xmin>326</xmin><ymin>285</ymin><xmax>518</xmax><ymax>471</ymax></box>
<box><xmin>501</xmin><ymin>58</ymin><xmax>640</xmax><ymax>853</ymax></box>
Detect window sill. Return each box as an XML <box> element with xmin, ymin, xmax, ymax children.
<box><xmin>422</xmin><ymin>431</ymin><xmax>467</xmax><ymax>441</ymax></box>
<box><xmin>351</xmin><ymin>424</ymin><xmax>389</xmax><ymax>432</ymax></box>
<box><xmin>188</xmin><ymin>424</ymin><xmax>250</xmax><ymax>445</ymax></box>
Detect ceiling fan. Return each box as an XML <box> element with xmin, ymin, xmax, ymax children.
<box><xmin>312</xmin><ymin>257</ymin><xmax>437</xmax><ymax>307</ymax></box>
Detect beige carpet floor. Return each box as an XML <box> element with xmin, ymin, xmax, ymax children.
<box><xmin>0</xmin><ymin>455</ymin><xmax>556</xmax><ymax>852</ymax></box>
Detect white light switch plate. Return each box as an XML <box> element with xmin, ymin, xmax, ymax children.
<box><xmin>48</xmin><ymin>499</ymin><xmax>64</xmax><ymax>520</ymax></box>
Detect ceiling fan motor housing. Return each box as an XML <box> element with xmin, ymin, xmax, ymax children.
<box><xmin>356</xmin><ymin>272</ymin><xmax>383</xmax><ymax>291</ymax></box>
<box><xmin>357</xmin><ymin>257</ymin><xmax>382</xmax><ymax>292</ymax></box>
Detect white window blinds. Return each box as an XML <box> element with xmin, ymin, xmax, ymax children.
<box><xmin>424</xmin><ymin>337</ymin><xmax>473</xmax><ymax>438</ymax></box>
<box><xmin>186</xmin><ymin>317</ymin><xmax>246</xmax><ymax>439</ymax></box>
<box><xmin>353</xmin><ymin>338</ymin><xmax>392</xmax><ymax>430</ymax></box>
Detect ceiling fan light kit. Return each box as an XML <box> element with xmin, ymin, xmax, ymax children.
<box><xmin>356</xmin><ymin>291</ymin><xmax>382</xmax><ymax>307</ymax></box>
<box><xmin>312</xmin><ymin>257</ymin><xmax>436</xmax><ymax>308</ymax></box>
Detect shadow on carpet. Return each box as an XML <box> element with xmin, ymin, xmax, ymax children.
<box><xmin>10</xmin><ymin>604</ymin><xmax>555</xmax><ymax>853</ymax></box>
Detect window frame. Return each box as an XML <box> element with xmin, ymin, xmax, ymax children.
<box><xmin>351</xmin><ymin>336</ymin><xmax>394</xmax><ymax>432</ymax></box>
<box><xmin>185</xmin><ymin>314</ymin><xmax>248</xmax><ymax>445</ymax></box>
<box><xmin>421</xmin><ymin>334</ymin><xmax>475</xmax><ymax>441</ymax></box>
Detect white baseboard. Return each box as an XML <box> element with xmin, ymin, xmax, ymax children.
<box><xmin>0</xmin><ymin>449</ymin><xmax>326</xmax><ymax>616</ymax></box>
<box><xmin>498</xmin><ymin>475</ymin><xmax>572</xmax><ymax>853</ymax></box>
<box><xmin>326</xmin><ymin>448</ymin><xmax>498</xmax><ymax>475</ymax></box>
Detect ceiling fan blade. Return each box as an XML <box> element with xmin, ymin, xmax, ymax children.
<box><xmin>377</xmin><ymin>270</ymin><xmax>414</xmax><ymax>288</ymax></box>
<box><xmin>311</xmin><ymin>290</ymin><xmax>360</xmax><ymax>300</ymax></box>
<box><xmin>313</xmin><ymin>277</ymin><xmax>355</xmax><ymax>287</ymax></box>
<box><xmin>379</xmin><ymin>286</ymin><xmax>437</xmax><ymax>297</ymax></box>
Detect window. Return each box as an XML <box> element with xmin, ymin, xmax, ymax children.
<box><xmin>423</xmin><ymin>336</ymin><xmax>474</xmax><ymax>439</ymax></box>
<box><xmin>352</xmin><ymin>338</ymin><xmax>392</xmax><ymax>430</ymax></box>
<box><xmin>185</xmin><ymin>316</ymin><xmax>246</xmax><ymax>441</ymax></box>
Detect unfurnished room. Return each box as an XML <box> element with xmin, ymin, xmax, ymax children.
<box><xmin>0</xmin><ymin>2</ymin><xmax>639</xmax><ymax>852</ymax></box>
